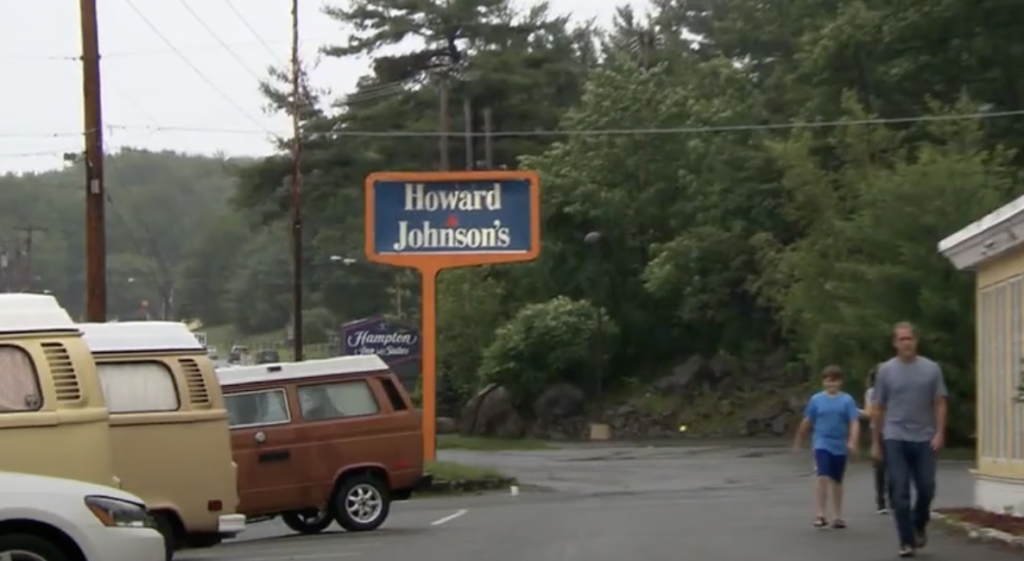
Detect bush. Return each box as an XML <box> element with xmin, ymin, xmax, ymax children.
<box><xmin>478</xmin><ymin>296</ymin><xmax>618</xmax><ymax>406</ymax></box>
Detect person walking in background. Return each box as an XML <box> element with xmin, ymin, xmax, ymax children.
<box><xmin>871</xmin><ymin>322</ymin><xmax>948</xmax><ymax>558</ymax></box>
<box><xmin>865</xmin><ymin>363</ymin><xmax>889</xmax><ymax>514</ymax></box>
<box><xmin>794</xmin><ymin>365</ymin><xmax>861</xmax><ymax>529</ymax></box>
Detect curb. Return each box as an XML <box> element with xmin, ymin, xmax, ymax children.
<box><xmin>931</xmin><ymin>511</ymin><xmax>1024</xmax><ymax>547</ymax></box>
<box><xmin>423</xmin><ymin>477</ymin><xmax>518</xmax><ymax>495</ymax></box>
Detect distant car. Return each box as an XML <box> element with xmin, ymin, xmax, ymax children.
<box><xmin>0</xmin><ymin>471</ymin><xmax>166</xmax><ymax>561</ymax></box>
<box><xmin>255</xmin><ymin>349</ymin><xmax>280</xmax><ymax>364</ymax></box>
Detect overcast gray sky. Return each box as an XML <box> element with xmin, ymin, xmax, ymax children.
<box><xmin>0</xmin><ymin>0</ymin><xmax>641</xmax><ymax>174</ymax></box>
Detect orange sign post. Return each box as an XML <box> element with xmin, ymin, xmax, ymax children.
<box><xmin>364</xmin><ymin>170</ymin><xmax>541</xmax><ymax>460</ymax></box>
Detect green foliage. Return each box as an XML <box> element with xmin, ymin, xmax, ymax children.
<box><xmin>10</xmin><ymin>0</ymin><xmax>1024</xmax><ymax>441</ymax></box>
<box><xmin>478</xmin><ymin>296</ymin><xmax>618</xmax><ymax>406</ymax></box>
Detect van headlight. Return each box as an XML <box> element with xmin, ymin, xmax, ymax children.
<box><xmin>84</xmin><ymin>496</ymin><xmax>155</xmax><ymax>529</ymax></box>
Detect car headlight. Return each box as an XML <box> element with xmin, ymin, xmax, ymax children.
<box><xmin>84</xmin><ymin>496</ymin><xmax>155</xmax><ymax>529</ymax></box>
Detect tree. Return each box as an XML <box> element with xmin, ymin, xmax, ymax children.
<box><xmin>755</xmin><ymin>96</ymin><xmax>1018</xmax><ymax>438</ymax></box>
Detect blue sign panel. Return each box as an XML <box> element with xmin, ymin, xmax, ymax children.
<box><xmin>371</xmin><ymin>179</ymin><xmax>533</xmax><ymax>255</ymax></box>
<box><xmin>340</xmin><ymin>316</ymin><xmax>421</xmax><ymax>363</ymax></box>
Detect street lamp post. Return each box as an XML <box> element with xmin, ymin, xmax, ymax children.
<box><xmin>584</xmin><ymin>231</ymin><xmax>604</xmax><ymax>402</ymax></box>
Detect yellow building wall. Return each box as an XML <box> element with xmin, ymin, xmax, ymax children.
<box><xmin>976</xmin><ymin>244</ymin><xmax>1024</xmax><ymax>480</ymax></box>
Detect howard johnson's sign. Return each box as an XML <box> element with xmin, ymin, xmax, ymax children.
<box><xmin>340</xmin><ymin>317</ymin><xmax>420</xmax><ymax>362</ymax></box>
<box><xmin>370</xmin><ymin>179</ymin><xmax>533</xmax><ymax>255</ymax></box>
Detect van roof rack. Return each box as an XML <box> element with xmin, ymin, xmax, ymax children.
<box><xmin>0</xmin><ymin>293</ymin><xmax>76</xmax><ymax>334</ymax></box>
<box><xmin>79</xmin><ymin>321</ymin><xmax>205</xmax><ymax>353</ymax></box>
<box><xmin>215</xmin><ymin>355</ymin><xmax>389</xmax><ymax>387</ymax></box>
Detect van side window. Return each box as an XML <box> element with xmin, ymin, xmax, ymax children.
<box><xmin>0</xmin><ymin>346</ymin><xmax>42</xmax><ymax>412</ymax></box>
<box><xmin>298</xmin><ymin>380</ymin><xmax>379</xmax><ymax>421</ymax></box>
<box><xmin>97</xmin><ymin>362</ymin><xmax>179</xmax><ymax>413</ymax></box>
<box><xmin>224</xmin><ymin>389</ymin><xmax>290</xmax><ymax>428</ymax></box>
<box><xmin>380</xmin><ymin>378</ymin><xmax>408</xmax><ymax>411</ymax></box>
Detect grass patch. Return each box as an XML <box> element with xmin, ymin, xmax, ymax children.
<box><xmin>426</xmin><ymin>460</ymin><xmax>505</xmax><ymax>481</ymax></box>
<box><xmin>437</xmin><ymin>434</ymin><xmax>552</xmax><ymax>451</ymax></box>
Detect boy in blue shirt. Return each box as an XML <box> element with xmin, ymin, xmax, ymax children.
<box><xmin>793</xmin><ymin>365</ymin><xmax>861</xmax><ymax>529</ymax></box>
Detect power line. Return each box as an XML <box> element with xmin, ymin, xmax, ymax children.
<box><xmin>121</xmin><ymin>0</ymin><xmax>275</xmax><ymax>135</ymax></box>
<box><xmin>102</xmin><ymin>108</ymin><xmax>1024</xmax><ymax>138</ymax></box>
<box><xmin>0</xmin><ymin>130</ymin><xmax>85</xmax><ymax>139</ymax></box>
<box><xmin>172</xmin><ymin>0</ymin><xmax>267</xmax><ymax>83</ymax></box>
<box><xmin>222</xmin><ymin>0</ymin><xmax>284</xmax><ymax>63</ymax></box>
<box><xmin>0</xmin><ymin>148</ymin><xmax>78</xmax><ymax>160</ymax></box>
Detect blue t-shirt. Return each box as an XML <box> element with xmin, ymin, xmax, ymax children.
<box><xmin>804</xmin><ymin>391</ymin><xmax>859</xmax><ymax>455</ymax></box>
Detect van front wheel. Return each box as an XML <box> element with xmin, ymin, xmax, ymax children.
<box><xmin>281</xmin><ymin>510</ymin><xmax>333</xmax><ymax>534</ymax></box>
<box><xmin>0</xmin><ymin>533</ymin><xmax>71</xmax><ymax>561</ymax></box>
<box><xmin>334</xmin><ymin>474</ymin><xmax>390</xmax><ymax>532</ymax></box>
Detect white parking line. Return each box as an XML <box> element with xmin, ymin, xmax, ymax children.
<box><xmin>239</xmin><ymin>553</ymin><xmax>361</xmax><ymax>561</ymax></box>
<box><xmin>430</xmin><ymin>508</ymin><xmax>468</xmax><ymax>526</ymax></box>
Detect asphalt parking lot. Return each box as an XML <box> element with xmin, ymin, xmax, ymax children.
<box><xmin>178</xmin><ymin>443</ymin><xmax>1020</xmax><ymax>561</ymax></box>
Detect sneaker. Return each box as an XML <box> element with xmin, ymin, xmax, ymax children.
<box><xmin>898</xmin><ymin>546</ymin><xmax>915</xmax><ymax>557</ymax></box>
<box><xmin>831</xmin><ymin>519</ymin><xmax>847</xmax><ymax>529</ymax></box>
<box><xmin>915</xmin><ymin>529</ymin><xmax>927</xmax><ymax>549</ymax></box>
<box><xmin>813</xmin><ymin>516</ymin><xmax>828</xmax><ymax>529</ymax></box>
<box><xmin>877</xmin><ymin>507</ymin><xmax>889</xmax><ymax>515</ymax></box>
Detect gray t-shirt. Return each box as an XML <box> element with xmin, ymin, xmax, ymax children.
<box><xmin>872</xmin><ymin>356</ymin><xmax>947</xmax><ymax>441</ymax></box>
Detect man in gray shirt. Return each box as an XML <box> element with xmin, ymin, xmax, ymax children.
<box><xmin>871</xmin><ymin>322</ymin><xmax>948</xmax><ymax>558</ymax></box>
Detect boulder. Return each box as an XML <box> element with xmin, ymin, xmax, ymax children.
<box><xmin>533</xmin><ymin>383</ymin><xmax>586</xmax><ymax>423</ymax></box>
<box><xmin>436</xmin><ymin>416</ymin><xmax>458</xmax><ymax>435</ymax></box>
<box><xmin>458</xmin><ymin>384</ymin><xmax>524</xmax><ymax>438</ymax></box>
<box><xmin>653</xmin><ymin>355</ymin><xmax>709</xmax><ymax>394</ymax></box>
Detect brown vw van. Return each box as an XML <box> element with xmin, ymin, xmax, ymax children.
<box><xmin>215</xmin><ymin>355</ymin><xmax>426</xmax><ymax>534</ymax></box>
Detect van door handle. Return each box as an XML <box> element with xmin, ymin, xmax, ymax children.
<box><xmin>258</xmin><ymin>450</ymin><xmax>290</xmax><ymax>463</ymax></box>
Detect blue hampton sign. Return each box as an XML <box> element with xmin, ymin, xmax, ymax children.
<box><xmin>370</xmin><ymin>178</ymin><xmax>534</xmax><ymax>255</ymax></box>
<box><xmin>340</xmin><ymin>316</ymin><xmax>421</xmax><ymax>362</ymax></box>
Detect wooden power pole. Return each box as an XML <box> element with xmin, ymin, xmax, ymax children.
<box><xmin>15</xmin><ymin>225</ymin><xmax>42</xmax><ymax>292</ymax></box>
<box><xmin>483</xmin><ymin>107</ymin><xmax>494</xmax><ymax>169</ymax></box>
<box><xmin>438</xmin><ymin>71</ymin><xmax>451</xmax><ymax>171</ymax></box>
<box><xmin>80</xmin><ymin>0</ymin><xmax>107</xmax><ymax>321</ymax></box>
<box><xmin>463</xmin><ymin>98</ymin><xmax>473</xmax><ymax>170</ymax></box>
<box><xmin>290</xmin><ymin>0</ymin><xmax>305</xmax><ymax>361</ymax></box>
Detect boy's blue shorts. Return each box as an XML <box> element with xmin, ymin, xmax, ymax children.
<box><xmin>814</xmin><ymin>449</ymin><xmax>848</xmax><ymax>482</ymax></box>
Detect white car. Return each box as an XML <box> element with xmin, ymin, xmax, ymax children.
<box><xmin>0</xmin><ymin>471</ymin><xmax>165</xmax><ymax>561</ymax></box>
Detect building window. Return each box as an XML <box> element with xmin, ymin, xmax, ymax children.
<box><xmin>979</xmin><ymin>277</ymin><xmax>1024</xmax><ymax>461</ymax></box>
<box><xmin>980</xmin><ymin>288</ymin><xmax>990</xmax><ymax>457</ymax></box>
<box><xmin>297</xmin><ymin>380</ymin><xmax>379</xmax><ymax>421</ymax></box>
<box><xmin>1013</xmin><ymin>277</ymin><xmax>1024</xmax><ymax>460</ymax></box>
<box><xmin>97</xmin><ymin>362</ymin><xmax>179</xmax><ymax>413</ymax></box>
<box><xmin>225</xmin><ymin>389</ymin><xmax>291</xmax><ymax>428</ymax></box>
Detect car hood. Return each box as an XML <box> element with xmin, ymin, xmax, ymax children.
<box><xmin>0</xmin><ymin>471</ymin><xmax>144</xmax><ymax>504</ymax></box>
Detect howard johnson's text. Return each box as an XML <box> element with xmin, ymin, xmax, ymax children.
<box><xmin>371</xmin><ymin>179</ymin><xmax>533</xmax><ymax>255</ymax></box>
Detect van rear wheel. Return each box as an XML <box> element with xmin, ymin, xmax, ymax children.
<box><xmin>0</xmin><ymin>533</ymin><xmax>72</xmax><ymax>561</ymax></box>
<box><xmin>333</xmin><ymin>474</ymin><xmax>390</xmax><ymax>532</ymax></box>
<box><xmin>281</xmin><ymin>510</ymin><xmax>333</xmax><ymax>534</ymax></box>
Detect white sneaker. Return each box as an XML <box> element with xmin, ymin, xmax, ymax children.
<box><xmin>877</xmin><ymin>508</ymin><xmax>889</xmax><ymax>515</ymax></box>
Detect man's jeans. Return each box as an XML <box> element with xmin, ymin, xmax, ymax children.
<box><xmin>884</xmin><ymin>439</ymin><xmax>936</xmax><ymax>547</ymax></box>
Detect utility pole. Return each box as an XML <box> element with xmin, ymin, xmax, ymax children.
<box><xmin>0</xmin><ymin>240</ymin><xmax>9</xmax><ymax>293</ymax></box>
<box><xmin>15</xmin><ymin>225</ymin><xmax>42</xmax><ymax>292</ymax></box>
<box><xmin>289</xmin><ymin>0</ymin><xmax>305</xmax><ymax>361</ymax></box>
<box><xmin>80</xmin><ymin>0</ymin><xmax>107</xmax><ymax>321</ymax></box>
<box><xmin>437</xmin><ymin>70</ymin><xmax>451</xmax><ymax>171</ymax></box>
<box><xmin>483</xmin><ymin>107</ymin><xmax>494</xmax><ymax>169</ymax></box>
<box><xmin>463</xmin><ymin>98</ymin><xmax>474</xmax><ymax>170</ymax></box>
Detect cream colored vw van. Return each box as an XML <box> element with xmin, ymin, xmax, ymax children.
<box><xmin>79</xmin><ymin>321</ymin><xmax>245</xmax><ymax>558</ymax></box>
<box><xmin>0</xmin><ymin>294</ymin><xmax>117</xmax><ymax>487</ymax></box>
